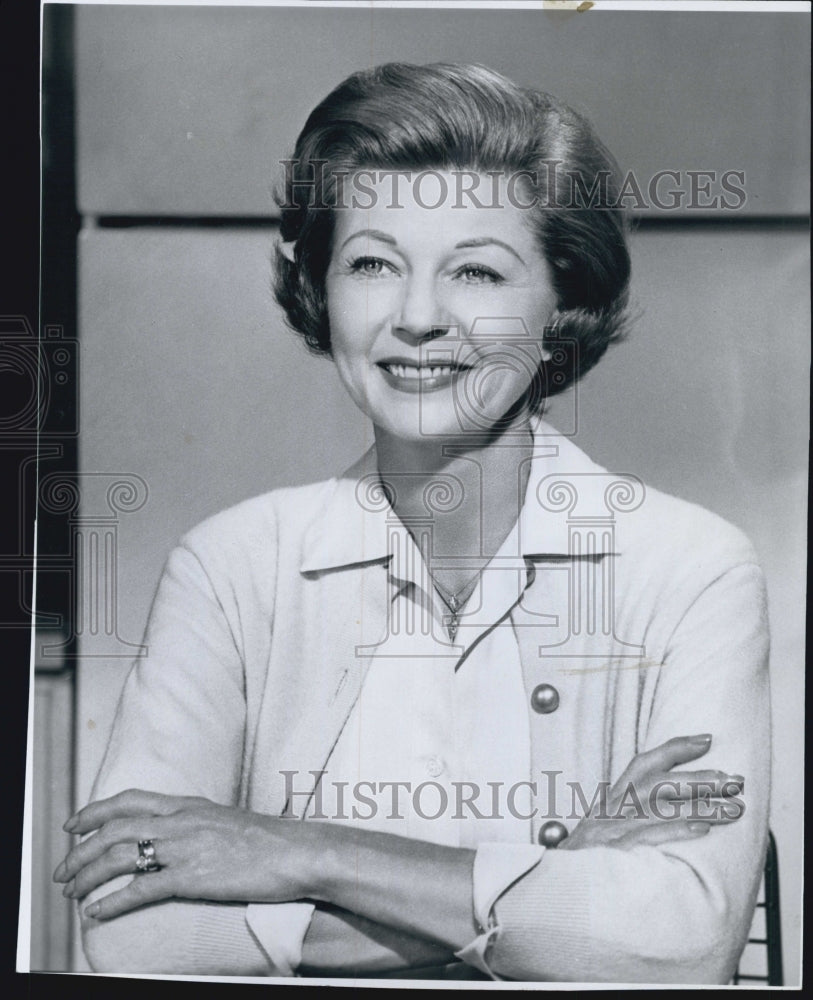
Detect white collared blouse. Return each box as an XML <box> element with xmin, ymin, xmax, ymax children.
<box><xmin>84</xmin><ymin>422</ymin><xmax>771</xmax><ymax>983</ymax></box>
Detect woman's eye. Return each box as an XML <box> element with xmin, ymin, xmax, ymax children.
<box><xmin>349</xmin><ymin>256</ymin><xmax>392</xmax><ymax>277</ymax></box>
<box><xmin>457</xmin><ymin>265</ymin><xmax>503</xmax><ymax>284</ymax></box>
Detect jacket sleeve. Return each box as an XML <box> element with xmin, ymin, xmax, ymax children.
<box><xmin>81</xmin><ymin>539</ymin><xmax>310</xmax><ymax>975</ymax></box>
<box><xmin>478</xmin><ymin>558</ymin><xmax>771</xmax><ymax>984</ymax></box>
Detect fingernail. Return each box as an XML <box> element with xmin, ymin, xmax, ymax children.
<box><xmin>62</xmin><ymin>879</ymin><xmax>75</xmax><ymax>898</ymax></box>
<box><xmin>53</xmin><ymin>863</ymin><xmax>67</xmax><ymax>882</ymax></box>
<box><xmin>85</xmin><ymin>902</ymin><xmax>100</xmax><ymax>919</ymax></box>
<box><xmin>63</xmin><ymin>816</ymin><xmax>78</xmax><ymax>833</ymax></box>
<box><xmin>724</xmin><ymin>776</ymin><xmax>744</xmax><ymax>795</ymax></box>
<box><xmin>690</xmin><ymin>734</ymin><xmax>712</xmax><ymax>745</ymax></box>
<box><xmin>687</xmin><ymin>821</ymin><xmax>711</xmax><ymax>834</ymax></box>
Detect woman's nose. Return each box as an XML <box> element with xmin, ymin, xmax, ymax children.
<box><xmin>394</xmin><ymin>275</ymin><xmax>451</xmax><ymax>342</ymax></box>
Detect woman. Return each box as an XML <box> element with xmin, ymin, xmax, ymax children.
<box><xmin>54</xmin><ymin>63</ymin><xmax>770</xmax><ymax>983</ymax></box>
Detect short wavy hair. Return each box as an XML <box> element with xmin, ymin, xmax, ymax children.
<box><xmin>274</xmin><ymin>62</ymin><xmax>631</xmax><ymax>403</ymax></box>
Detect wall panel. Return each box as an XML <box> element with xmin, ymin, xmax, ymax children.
<box><xmin>76</xmin><ymin>6</ymin><xmax>810</xmax><ymax>218</ymax></box>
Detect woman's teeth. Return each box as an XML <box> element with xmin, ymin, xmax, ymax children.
<box><xmin>384</xmin><ymin>364</ymin><xmax>460</xmax><ymax>380</ymax></box>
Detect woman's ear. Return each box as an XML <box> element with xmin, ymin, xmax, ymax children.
<box><xmin>278</xmin><ymin>240</ymin><xmax>296</xmax><ymax>263</ymax></box>
<box><xmin>541</xmin><ymin>314</ymin><xmax>561</xmax><ymax>363</ymax></box>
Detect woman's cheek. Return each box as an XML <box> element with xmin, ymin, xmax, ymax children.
<box><xmin>447</xmin><ymin>288</ymin><xmax>515</xmax><ymax>334</ymax></box>
<box><xmin>363</xmin><ymin>284</ymin><xmax>402</xmax><ymax>326</ymax></box>
<box><xmin>332</xmin><ymin>352</ymin><xmax>372</xmax><ymax>415</ymax></box>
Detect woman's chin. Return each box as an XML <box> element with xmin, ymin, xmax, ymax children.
<box><xmin>369</xmin><ymin>397</ymin><xmax>529</xmax><ymax>444</ymax></box>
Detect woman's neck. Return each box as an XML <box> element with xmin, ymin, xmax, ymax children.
<box><xmin>373</xmin><ymin>411</ymin><xmax>537</xmax><ymax>592</ymax></box>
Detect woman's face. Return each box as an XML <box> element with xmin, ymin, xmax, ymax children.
<box><xmin>325</xmin><ymin>170</ymin><xmax>558</xmax><ymax>442</ymax></box>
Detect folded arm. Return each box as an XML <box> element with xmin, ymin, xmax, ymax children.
<box><xmin>68</xmin><ymin>543</ymin><xmax>770</xmax><ymax>982</ymax></box>
<box><xmin>71</xmin><ymin>541</ymin><xmax>457</xmax><ymax>977</ymax></box>
<box><xmin>484</xmin><ymin>560</ymin><xmax>771</xmax><ymax>983</ymax></box>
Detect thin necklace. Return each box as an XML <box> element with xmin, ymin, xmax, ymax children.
<box><xmin>426</xmin><ymin>422</ymin><xmax>535</xmax><ymax>641</ymax></box>
<box><xmin>433</xmin><ymin>572</ymin><xmax>481</xmax><ymax>641</ymax></box>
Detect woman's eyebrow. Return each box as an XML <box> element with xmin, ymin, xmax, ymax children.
<box><xmin>339</xmin><ymin>229</ymin><xmax>398</xmax><ymax>251</ymax></box>
<box><xmin>454</xmin><ymin>237</ymin><xmax>525</xmax><ymax>264</ymax></box>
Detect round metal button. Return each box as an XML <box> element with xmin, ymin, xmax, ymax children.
<box><xmin>530</xmin><ymin>683</ymin><xmax>560</xmax><ymax>714</ymax></box>
<box><xmin>425</xmin><ymin>756</ymin><xmax>445</xmax><ymax>778</ymax></box>
<box><xmin>538</xmin><ymin>820</ymin><xmax>569</xmax><ymax>848</ymax></box>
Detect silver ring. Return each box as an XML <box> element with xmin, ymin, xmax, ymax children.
<box><xmin>135</xmin><ymin>838</ymin><xmax>160</xmax><ymax>873</ymax></box>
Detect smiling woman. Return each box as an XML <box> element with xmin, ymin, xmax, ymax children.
<box><xmin>56</xmin><ymin>62</ymin><xmax>770</xmax><ymax>984</ymax></box>
<box><xmin>324</xmin><ymin>172</ymin><xmax>558</xmax><ymax>440</ymax></box>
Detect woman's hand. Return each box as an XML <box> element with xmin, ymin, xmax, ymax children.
<box><xmin>53</xmin><ymin>789</ymin><xmax>319</xmax><ymax>920</ymax></box>
<box><xmin>559</xmin><ymin>734</ymin><xmax>745</xmax><ymax>852</ymax></box>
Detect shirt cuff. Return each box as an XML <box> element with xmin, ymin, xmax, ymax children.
<box><xmin>245</xmin><ymin>902</ymin><xmax>316</xmax><ymax>976</ymax></box>
<box><xmin>454</xmin><ymin>843</ymin><xmax>544</xmax><ymax>978</ymax></box>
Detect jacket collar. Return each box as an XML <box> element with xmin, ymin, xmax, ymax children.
<box><xmin>300</xmin><ymin>418</ymin><xmax>629</xmax><ymax>573</ymax></box>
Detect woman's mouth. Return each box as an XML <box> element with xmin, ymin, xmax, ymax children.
<box><xmin>378</xmin><ymin>361</ymin><xmax>472</xmax><ymax>393</ymax></box>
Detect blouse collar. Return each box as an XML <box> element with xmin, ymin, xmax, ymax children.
<box><xmin>300</xmin><ymin>418</ymin><xmax>638</xmax><ymax>573</ymax></box>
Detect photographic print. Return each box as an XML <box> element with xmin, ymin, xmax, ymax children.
<box><xmin>21</xmin><ymin>0</ymin><xmax>809</xmax><ymax>987</ymax></box>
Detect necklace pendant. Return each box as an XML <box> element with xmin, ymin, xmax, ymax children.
<box><xmin>435</xmin><ymin>584</ymin><xmax>463</xmax><ymax>641</ymax></box>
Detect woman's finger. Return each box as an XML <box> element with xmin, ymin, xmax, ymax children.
<box><xmin>561</xmin><ymin>787</ymin><xmax>745</xmax><ymax>847</ymax></box>
<box><xmin>612</xmin><ymin>820</ymin><xmax>714</xmax><ymax>851</ymax></box>
<box><xmin>619</xmin><ymin>734</ymin><xmax>713</xmax><ymax>789</ymax></box>
<box><xmin>64</xmin><ymin>789</ymin><xmax>207</xmax><ymax>835</ymax></box>
<box><xmin>82</xmin><ymin>869</ymin><xmax>176</xmax><ymax>921</ymax></box>
<box><xmin>611</xmin><ymin>788</ymin><xmax>746</xmax><ymax>823</ymax></box>
<box><xmin>647</xmin><ymin>771</ymin><xmax>744</xmax><ymax>802</ymax></box>
<box><xmin>604</xmin><ymin>769</ymin><xmax>742</xmax><ymax>816</ymax></box>
<box><xmin>56</xmin><ymin>816</ymin><xmax>165</xmax><ymax>883</ymax></box>
<box><xmin>65</xmin><ymin>842</ymin><xmax>146</xmax><ymax>900</ymax></box>
<box><xmin>612</xmin><ymin>770</ymin><xmax>744</xmax><ymax>809</ymax></box>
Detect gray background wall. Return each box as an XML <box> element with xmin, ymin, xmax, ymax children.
<box><xmin>57</xmin><ymin>3</ymin><xmax>809</xmax><ymax>981</ymax></box>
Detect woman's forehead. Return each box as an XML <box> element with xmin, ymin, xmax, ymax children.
<box><xmin>330</xmin><ymin>168</ymin><xmax>540</xmax><ymax>251</ymax></box>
